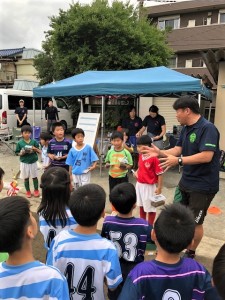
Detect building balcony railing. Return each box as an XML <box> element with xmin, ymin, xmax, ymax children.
<box><xmin>167</xmin><ymin>23</ymin><xmax>225</xmax><ymax>52</ymax></box>
<box><xmin>0</xmin><ymin>70</ymin><xmax>16</xmax><ymax>83</ymax></box>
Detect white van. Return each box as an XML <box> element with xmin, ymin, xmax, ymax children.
<box><xmin>0</xmin><ymin>89</ymin><xmax>73</xmax><ymax>132</ymax></box>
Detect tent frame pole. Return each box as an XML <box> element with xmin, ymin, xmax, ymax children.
<box><xmin>198</xmin><ymin>93</ymin><xmax>201</xmax><ymax>106</ymax></box>
<box><xmin>100</xmin><ymin>96</ymin><xmax>105</xmax><ymax>176</ymax></box>
<box><xmin>32</xmin><ymin>98</ymin><xmax>35</xmax><ymax>138</ymax></box>
<box><xmin>208</xmin><ymin>101</ymin><xmax>212</xmax><ymax>121</ymax></box>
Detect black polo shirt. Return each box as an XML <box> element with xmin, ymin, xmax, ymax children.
<box><xmin>121</xmin><ymin>116</ymin><xmax>142</xmax><ymax>136</ymax></box>
<box><xmin>45</xmin><ymin>106</ymin><xmax>59</xmax><ymax>120</ymax></box>
<box><xmin>177</xmin><ymin>117</ymin><xmax>220</xmax><ymax>194</ymax></box>
<box><xmin>142</xmin><ymin>114</ymin><xmax>165</xmax><ymax>139</ymax></box>
<box><xmin>14</xmin><ymin>107</ymin><xmax>27</xmax><ymax>120</ymax></box>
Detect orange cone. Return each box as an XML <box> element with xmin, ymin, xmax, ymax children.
<box><xmin>208</xmin><ymin>206</ymin><xmax>222</xmax><ymax>215</ymax></box>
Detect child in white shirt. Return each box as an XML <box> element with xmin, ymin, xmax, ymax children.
<box><xmin>40</xmin><ymin>133</ymin><xmax>52</xmax><ymax>170</ymax></box>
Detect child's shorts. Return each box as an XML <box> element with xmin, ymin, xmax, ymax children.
<box><xmin>20</xmin><ymin>162</ymin><xmax>38</xmax><ymax>179</ymax></box>
<box><xmin>136</xmin><ymin>182</ymin><xmax>157</xmax><ymax>213</ymax></box>
<box><xmin>72</xmin><ymin>173</ymin><xmax>91</xmax><ymax>189</ymax></box>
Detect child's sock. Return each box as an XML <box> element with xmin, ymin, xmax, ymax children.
<box><xmin>148</xmin><ymin>212</ymin><xmax>156</xmax><ymax>225</ymax></box>
<box><xmin>140</xmin><ymin>207</ymin><xmax>146</xmax><ymax>220</ymax></box>
<box><xmin>24</xmin><ymin>179</ymin><xmax>30</xmax><ymax>192</ymax></box>
<box><xmin>33</xmin><ymin>177</ymin><xmax>39</xmax><ymax>190</ymax></box>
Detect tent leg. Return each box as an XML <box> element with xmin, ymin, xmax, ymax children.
<box><xmin>208</xmin><ymin>102</ymin><xmax>212</xmax><ymax>121</ymax></box>
<box><xmin>32</xmin><ymin>98</ymin><xmax>35</xmax><ymax>138</ymax></box>
<box><xmin>137</xmin><ymin>96</ymin><xmax>140</xmax><ymax>115</ymax></box>
<box><xmin>100</xmin><ymin>96</ymin><xmax>105</xmax><ymax>177</ymax></box>
<box><xmin>198</xmin><ymin>93</ymin><xmax>201</xmax><ymax>107</ymax></box>
<box><xmin>41</xmin><ymin>98</ymin><xmax>43</xmax><ymax>129</ymax></box>
<box><xmin>79</xmin><ymin>98</ymin><xmax>84</xmax><ymax>112</ymax></box>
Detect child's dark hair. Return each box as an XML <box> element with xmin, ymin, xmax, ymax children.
<box><xmin>212</xmin><ymin>243</ymin><xmax>225</xmax><ymax>299</ymax></box>
<box><xmin>0</xmin><ymin>167</ymin><xmax>5</xmax><ymax>182</ymax></box>
<box><xmin>72</xmin><ymin>128</ymin><xmax>85</xmax><ymax>139</ymax></box>
<box><xmin>121</xmin><ymin>128</ymin><xmax>130</xmax><ymax>139</ymax></box>
<box><xmin>0</xmin><ymin>196</ymin><xmax>31</xmax><ymax>253</ymax></box>
<box><xmin>110</xmin><ymin>183</ymin><xmax>136</xmax><ymax>214</ymax></box>
<box><xmin>173</xmin><ymin>95</ymin><xmax>200</xmax><ymax>114</ymax></box>
<box><xmin>38</xmin><ymin>167</ymin><xmax>71</xmax><ymax>228</ymax></box>
<box><xmin>149</xmin><ymin>105</ymin><xmax>159</xmax><ymax>113</ymax></box>
<box><xmin>21</xmin><ymin>125</ymin><xmax>32</xmax><ymax>133</ymax></box>
<box><xmin>154</xmin><ymin>204</ymin><xmax>195</xmax><ymax>254</ymax></box>
<box><xmin>40</xmin><ymin>132</ymin><xmax>52</xmax><ymax>141</ymax></box>
<box><xmin>128</xmin><ymin>106</ymin><xmax>136</xmax><ymax>113</ymax></box>
<box><xmin>69</xmin><ymin>184</ymin><xmax>106</xmax><ymax>227</ymax></box>
<box><xmin>136</xmin><ymin>135</ymin><xmax>152</xmax><ymax>147</ymax></box>
<box><xmin>52</xmin><ymin>122</ymin><xmax>64</xmax><ymax>132</ymax></box>
<box><xmin>111</xmin><ymin>131</ymin><xmax>123</xmax><ymax>141</ymax></box>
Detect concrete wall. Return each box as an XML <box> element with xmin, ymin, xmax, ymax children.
<box><xmin>139</xmin><ymin>97</ymin><xmax>153</xmax><ymax>120</ymax></box>
<box><xmin>15</xmin><ymin>59</ymin><xmax>38</xmax><ymax>81</ymax></box>
<box><xmin>214</xmin><ymin>61</ymin><xmax>225</xmax><ymax>149</ymax></box>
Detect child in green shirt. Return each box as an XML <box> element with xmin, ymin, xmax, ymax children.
<box><xmin>105</xmin><ymin>131</ymin><xmax>133</xmax><ymax>192</ymax></box>
<box><xmin>15</xmin><ymin>125</ymin><xmax>40</xmax><ymax>198</ymax></box>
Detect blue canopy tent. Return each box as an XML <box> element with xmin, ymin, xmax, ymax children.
<box><xmin>33</xmin><ymin>66</ymin><xmax>212</xmax><ymax>174</ymax></box>
<box><xmin>33</xmin><ymin>66</ymin><xmax>212</xmax><ymax>99</ymax></box>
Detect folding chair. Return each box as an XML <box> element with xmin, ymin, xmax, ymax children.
<box><xmin>12</xmin><ymin>127</ymin><xmax>22</xmax><ymax>140</ymax></box>
<box><xmin>0</xmin><ymin>127</ymin><xmax>13</xmax><ymax>154</ymax></box>
<box><xmin>0</xmin><ymin>127</ymin><xmax>21</xmax><ymax>155</ymax></box>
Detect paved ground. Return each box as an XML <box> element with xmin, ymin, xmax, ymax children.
<box><xmin>0</xmin><ymin>142</ymin><xmax>224</xmax><ymax>273</ymax></box>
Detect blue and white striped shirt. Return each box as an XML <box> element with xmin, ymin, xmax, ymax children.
<box><xmin>47</xmin><ymin>229</ymin><xmax>123</xmax><ymax>300</ymax></box>
<box><xmin>0</xmin><ymin>260</ymin><xmax>69</xmax><ymax>299</ymax></box>
<box><xmin>39</xmin><ymin>207</ymin><xmax>77</xmax><ymax>249</ymax></box>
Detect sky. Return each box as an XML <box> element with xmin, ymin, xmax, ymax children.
<box><xmin>0</xmin><ymin>0</ymin><xmax>190</xmax><ymax>51</ymax></box>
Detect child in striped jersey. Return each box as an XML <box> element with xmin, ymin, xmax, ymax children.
<box><xmin>0</xmin><ymin>196</ymin><xmax>69</xmax><ymax>300</ymax></box>
<box><xmin>47</xmin><ymin>184</ymin><xmax>122</xmax><ymax>300</ymax></box>
<box><xmin>101</xmin><ymin>182</ymin><xmax>153</xmax><ymax>299</ymax></box>
<box><xmin>119</xmin><ymin>204</ymin><xmax>220</xmax><ymax>300</ymax></box>
<box><xmin>37</xmin><ymin>167</ymin><xmax>77</xmax><ymax>250</ymax></box>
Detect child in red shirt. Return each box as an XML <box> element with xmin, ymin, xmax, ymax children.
<box><xmin>134</xmin><ymin>135</ymin><xmax>163</xmax><ymax>225</ymax></box>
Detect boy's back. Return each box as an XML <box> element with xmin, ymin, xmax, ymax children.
<box><xmin>118</xmin><ymin>257</ymin><xmax>218</xmax><ymax>300</ymax></box>
<box><xmin>39</xmin><ymin>207</ymin><xmax>77</xmax><ymax>249</ymax></box>
<box><xmin>0</xmin><ymin>260</ymin><xmax>68</xmax><ymax>299</ymax></box>
<box><xmin>102</xmin><ymin>215</ymin><xmax>152</xmax><ymax>264</ymax></box>
<box><xmin>47</xmin><ymin>229</ymin><xmax>122</xmax><ymax>300</ymax></box>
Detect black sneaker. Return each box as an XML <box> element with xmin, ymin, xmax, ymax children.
<box><xmin>183</xmin><ymin>250</ymin><xmax>195</xmax><ymax>259</ymax></box>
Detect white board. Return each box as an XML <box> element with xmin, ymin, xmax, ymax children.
<box><xmin>76</xmin><ymin>113</ymin><xmax>100</xmax><ymax>147</ymax></box>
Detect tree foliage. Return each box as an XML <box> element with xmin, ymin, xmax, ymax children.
<box><xmin>34</xmin><ymin>0</ymin><xmax>172</xmax><ymax>85</ymax></box>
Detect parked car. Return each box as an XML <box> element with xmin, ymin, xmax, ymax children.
<box><xmin>0</xmin><ymin>89</ymin><xmax>73</xmax><ymax>132</ymax></box>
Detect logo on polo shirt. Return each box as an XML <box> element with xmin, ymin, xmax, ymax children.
<box><xmin>189</xmin><ymin>133</ymin><xmax>196</xmax><ymax>143</ymax></box>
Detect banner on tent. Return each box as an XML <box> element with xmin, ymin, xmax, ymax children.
<box><xmin>75</xmin><ymin>113</ymin><xmax>100</xmax><ymax>147</ymax></box>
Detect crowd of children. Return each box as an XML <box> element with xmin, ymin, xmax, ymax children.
<box><xmin>0</xmin><ymin>122</ymin><xmax>224</xmax><ymax>299</ymax></box>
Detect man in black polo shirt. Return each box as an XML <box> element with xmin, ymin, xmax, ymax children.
<box><xmin>45</xmin><ymin>100</ymin><xmax>59</xmax><ymax>133</ymax></box>
<box><xmin>142</xmin><ymin>95</ymin><xmax>220</xmax><ymax>259</ymax></box>
<box><xmin>136</xmin><ymin>105</ymin><xmax>166</xmax><ymax>150</ymax></box>
<box><xmin>15</xmin><ymin>99</ymin><xmax>28</xmax><ymax>127</ymax></box>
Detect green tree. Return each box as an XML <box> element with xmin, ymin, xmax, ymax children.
<box><xmin>34</xmin><ymin>0</ymin><xmax>172</xmax><ymax>84</ymax></box>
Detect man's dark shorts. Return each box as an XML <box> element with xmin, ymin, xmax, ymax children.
<box><xmin>178</xmin><ymin>188</ymin><xmax>215</xmax><ymax>225</ymax></box>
